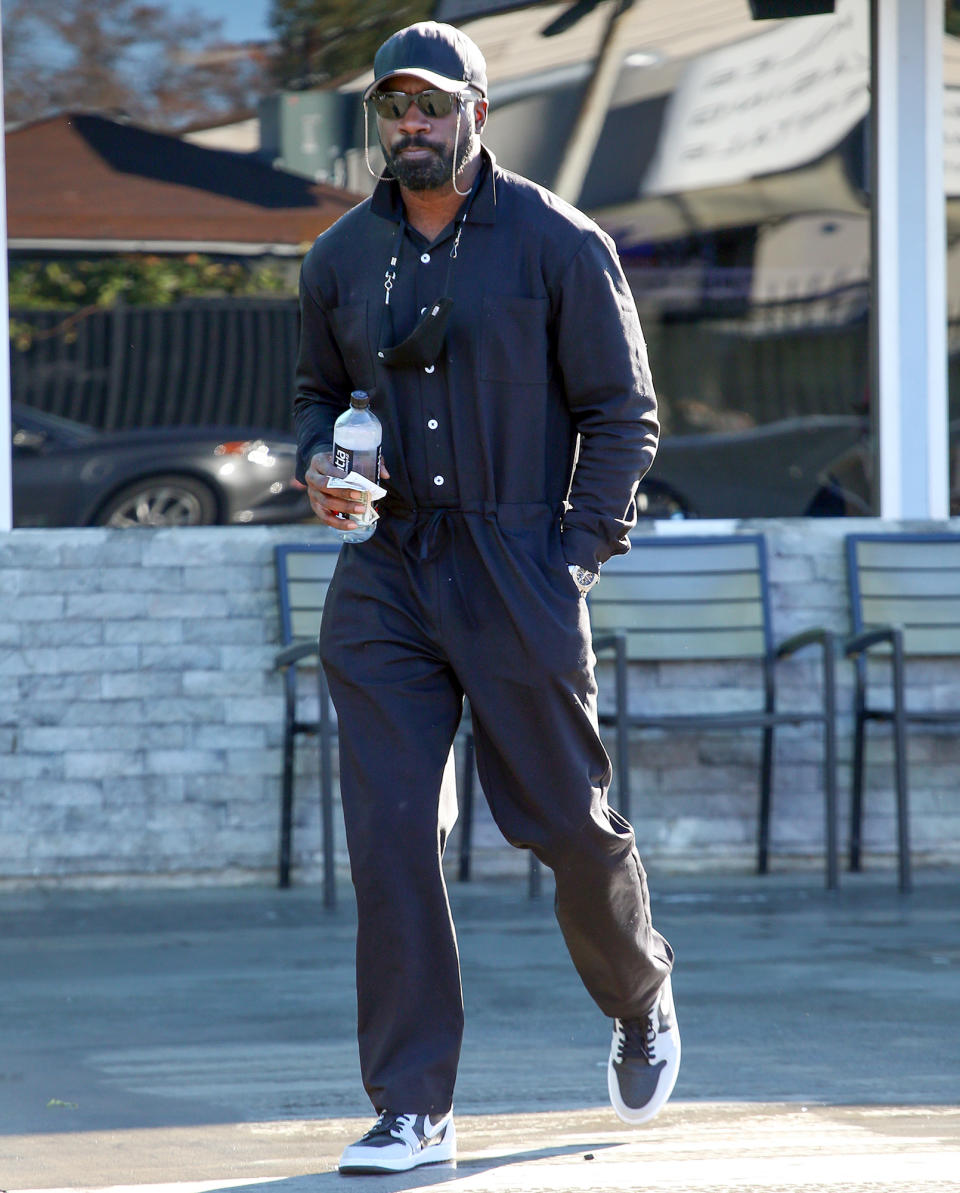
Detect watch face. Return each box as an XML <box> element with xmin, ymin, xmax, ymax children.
<box><xmin>572</xmin><ymin>566</ymin><xmax>598</xmax><ymax>591</ymax></box>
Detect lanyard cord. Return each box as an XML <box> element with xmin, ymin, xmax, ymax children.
<box><xmin>382</xmin><ymin>166</ymin><xmax>484</xmax><ymax>308</ymax></box>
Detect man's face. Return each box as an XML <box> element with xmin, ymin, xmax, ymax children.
<box><xmin>376</xmin><ymin>75</ymin><xmax>479</xmax><ymax>192</ymax></box>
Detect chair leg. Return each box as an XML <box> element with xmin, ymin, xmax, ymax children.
<box><xmin>757</xmin><ymin>724</ymin><xmax>774</xmax><ymax>874</ymax></box>
<box><xmin>849</xmin><ymin>710</ymin><xmax>866</xmax><ymax>872</ymax></box>
<box><xmin>891</xmin><ymin>633</ymin><xmax>911</xmax><ymax>894</ymax></box>
<box><xmin>822</xmin><ymin>632</ymin><xmax>838</xmax><ymax>891</ymax></box>
<box><xmin>318</xmin><ymin>667</ymin><xmax>336</xmax><ymax>910</ymax></box>
<box><xmin>458</xmin><ymin>733</ymin><xmax>476</xmax><ymax>882</ymax></box>
<box><xmin>278</xmin><ymin>681</ymin><xmax>295</xmax><ymax>889</ymax></box>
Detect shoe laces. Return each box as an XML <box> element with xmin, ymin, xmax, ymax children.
<box><xmin>361</xmin><ymin>1111</ymin><xmax>415</xmax><ymax>1142</ymax></box>
<box><xmin>616</xmin><ymin>1012</ymin><xmax>657</xmax><ymax>1064</ymax></box>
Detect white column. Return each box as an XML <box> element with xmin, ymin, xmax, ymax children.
<box><xmin>874</xmin><ymin>0</ymin><xmax>949</xmax><ymax>518</ymax></box>
<box><xmin>0</xmin><ymin>1</ymin><xmax>12</xmax><ymax>533</ymax></box>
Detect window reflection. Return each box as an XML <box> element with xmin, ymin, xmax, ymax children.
<box><xmin>469</xmin><ymin>0</ymin><xmax>874</xmax><ymax>517</ymax></box>
<box><xmin>6</xmin><ymin>0</ymin><xmax>879</xmax><ymax>523</ymax></box>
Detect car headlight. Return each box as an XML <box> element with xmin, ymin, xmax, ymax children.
<box><xmin>215</xmin><ymin>439</ymin><xmax>278</xmax><ymax>468</ymax></box>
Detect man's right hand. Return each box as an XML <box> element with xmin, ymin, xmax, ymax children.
<box><xmin>305</xmin><ymin>451</ymin><xmax>391</xmax><ymax>530</ymax></box>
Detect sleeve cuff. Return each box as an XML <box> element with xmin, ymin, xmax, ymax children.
<box><xmin>561</xmin><ymin>526</ymin><xmax>607</xmax><ymax>574</ymax></box>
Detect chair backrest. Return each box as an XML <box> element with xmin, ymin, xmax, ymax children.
<box><xmin>846</xmin><ymin>533</ymin><xmax>960</xmax><ymax>656</ymax></box>
<box><xmin>274</xmin><ymin>543</ymin><xmax>341</xmax><ymax>647</ymax></box>
<box><xmin>589</xmin><ymin>534</ymin><xmax>773</xmax><ymax>660</ymax></box>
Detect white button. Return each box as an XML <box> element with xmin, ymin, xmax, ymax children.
<box><xmin>377</xmin><ymin>351</ymin><xmax>384</xmax><ymax>358</ymax></box>
<box><xmin>433</xmin><ymin>475</ymin><xmax>444</xmax><ymax>486</ymax></box>
<box><xmin>427</xmin><ymin>419</ymin><xmax>438</xmax><ymax>430</ymax></box>
<box><xmin>424</xmin><ymin>364</ymin><xmax>435</xmax><ymax>374</ymax></box>
<box><xmin>420</xmin><ymin>253</ymin><xmax>431</xmax><ymax>264</ymax></box>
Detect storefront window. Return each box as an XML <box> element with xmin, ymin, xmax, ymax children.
<box><xmin>6</xmin><ymin>0</ymin><xmax>876</xmax><ymax>524</ymax></box>
<box><xmin>476</xmin><ymin>0</ymin><xmax>875</xmax><ymax>517</ymax></box>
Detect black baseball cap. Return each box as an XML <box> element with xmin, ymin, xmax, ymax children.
<box><xmin>363</xmin><ymin>21</ymin><xmax>488</xmax><ymax>101</ymax></box>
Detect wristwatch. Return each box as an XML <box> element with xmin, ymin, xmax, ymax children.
<box><xmin>568</xmin><ymin>563</ymin><xmax>600</xmax><ymax>595</ymax></box>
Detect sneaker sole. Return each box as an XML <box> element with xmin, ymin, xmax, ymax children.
<box><xmin>339</xmin><ymin>1156</ymin><xmax>456</xmax><ymax>1175</ymax></box>
<box><xmin>338</xmin><ymin>1125</ymin><xmax>457</xmax><ymax>1174</ymax></box>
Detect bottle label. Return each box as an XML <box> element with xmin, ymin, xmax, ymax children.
<box><xmin>333</xmin><ymin>442</ymin><xmax>381</xmax><ymax>483</ymax></box>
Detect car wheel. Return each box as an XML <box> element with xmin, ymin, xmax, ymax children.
<box><xmin>96</xmin><ymin>475</ymin><xmax>219</xmax><ymax>527</ymax></box>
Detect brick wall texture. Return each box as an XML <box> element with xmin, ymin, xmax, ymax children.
<box><xmin>2</xmin><ymin>518</ymin><xmax>959</xmax><ymax>888</ymax></box>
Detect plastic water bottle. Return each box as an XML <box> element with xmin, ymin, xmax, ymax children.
<box><xmin>332</xmin><ymin>390</ymin><xmax>382</xmax><ymax>544</ymax></box>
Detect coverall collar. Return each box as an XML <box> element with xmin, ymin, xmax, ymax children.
<box><xmin>371</xmin><ymin>144</ymin><xmax>498</xmax><ymax>228</ymax></box>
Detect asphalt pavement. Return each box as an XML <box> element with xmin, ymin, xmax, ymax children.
<box><xmin>1</xmin><ymin>868</ymin><xmax>958</xmax><ymax>1192</ymax></box>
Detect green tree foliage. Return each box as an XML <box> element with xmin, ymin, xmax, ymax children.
<box><xmin>9</xmin><ymin>256</ymin><xmax>295</xmax><ymax>351</ymax></box>
<box><xmin>2</xmin><ymin>0</ymin><xmax>268</xmax><ymax>131</ymax></box>
<box><xmin>269</xmin><ymin>0</ymin><xmax>433</xmax><ymax>90</ymax></box>
<box><xmin>10</xmin><ymin>256</ymin><xmax>293</xmax><ymax>309</ymax></box>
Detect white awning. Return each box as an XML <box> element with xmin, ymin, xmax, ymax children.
<box><xmin>644</xmin><ymin>0</ymin><xmax>869</xmax><ymax>195</ymax></box>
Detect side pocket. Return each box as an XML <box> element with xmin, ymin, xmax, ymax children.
<box><xmin>550</xmin><ymin>520</ymin><xmax>583</xmax><ymax>601</ymax></box>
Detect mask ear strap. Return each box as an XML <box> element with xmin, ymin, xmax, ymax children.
<box><xmin>363</xmin><ymin>100</ymin><xmax>393</xmax><ymax>182</ymax></box>
<box><xmin>451</xmin><ymin>101</ymin><xmax>471</xmax><ymax>197</ymax></box>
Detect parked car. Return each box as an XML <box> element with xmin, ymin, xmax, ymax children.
<box><xmin>635</xmin><ymin>415</ymin><xmax>874</xmax><ymax>518</ymax></box>
<box><xmin>11</xmin><ymin>403</ymin><xmax>312</xmax><ymax>528</ymax></box>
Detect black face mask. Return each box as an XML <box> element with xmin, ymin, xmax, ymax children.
<box><xmin>378</xmin><ymin>297</ymin><xmax>454</xmax><ymax>368</ymax></box>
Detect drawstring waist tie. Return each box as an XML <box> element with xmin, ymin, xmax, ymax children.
<box><xmin>377</xmin><ymin>501</ymin><xmax>563</xmax><ymax>630</ymax></box>
<box><xmin>379</xmin><ymin>500</ymin><xmax>561</xmax><ymax>562</ymax></box>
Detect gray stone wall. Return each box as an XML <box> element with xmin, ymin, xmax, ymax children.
<box><xmin>2</xmin><ymin>518</ymin><xmax>959</xmax><ymax>889</ymax></box>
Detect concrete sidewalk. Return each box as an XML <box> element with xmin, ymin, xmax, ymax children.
<box><xmin>1</xmin><ymin>870</ymin><xmax>958</xmax><ymax>1192</ymax></box>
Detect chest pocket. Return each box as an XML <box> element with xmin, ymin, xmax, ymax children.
<box><xmin>328</xmin><ymin>301</ymin><xmax>374</xmax><ymax>389</ymax></box>
<box><xmin>480</xmin><ymin>295</ymin><xmax>549</xmax><ymax>384</ymax></box>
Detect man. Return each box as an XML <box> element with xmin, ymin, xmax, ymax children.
<box><xmin>294</xmin><ymin>20</ymin><xmax>679</xmax><ymax>1176</ymax></box>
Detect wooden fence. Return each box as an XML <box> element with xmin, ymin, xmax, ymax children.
<box><xmin>11</xmin><ymin>298</ymin><xmax>301</xmax><ymax>432</ymax></box>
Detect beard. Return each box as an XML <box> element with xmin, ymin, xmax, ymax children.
<box><xmin>383</xmin><ymin>123</ymin><xmax>477</xmax><ymax>191</ymax></box>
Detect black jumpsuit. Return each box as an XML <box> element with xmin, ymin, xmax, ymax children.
<box><xmin>295</xmin><ymin>148</ymin><xmax>674</xmax><ymax>1116</ymax></box>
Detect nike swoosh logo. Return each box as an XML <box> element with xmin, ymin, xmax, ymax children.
<box><xmin>423</xmin><ymin>1113</ymin><xmax>452</xmax><ymax>1142</ymax></box>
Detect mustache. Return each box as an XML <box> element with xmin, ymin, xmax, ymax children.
<box><xmin>390</xmin><ymin>135</ymin><xmax>443</xmax><ymax>155</ymax></box>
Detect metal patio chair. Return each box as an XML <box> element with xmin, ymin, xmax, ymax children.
<box><xmin>273</xmin><ymin>543</ymin><xmax>537</xmax><ymax>901</ymax></box>
<box><xmin>844</xmin><ymin>532</ymin><xmax>960</xmax><ymax>893</ymax></box>
<box><xmin>589</xmin><ymin>533</ymin><xmax>839</xmax><ymax>888</ymax></box>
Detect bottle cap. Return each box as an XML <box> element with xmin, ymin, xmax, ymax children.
<box><xmin>350</xmin><ymin>390</ymin><xmax>370</xmax><ymax>408</ymax></box>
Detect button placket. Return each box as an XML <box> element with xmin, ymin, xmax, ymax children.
<box><xmin>410</xmin><ymin>233</ymin><xmax>454</xmax><ymax>502</ymax></box>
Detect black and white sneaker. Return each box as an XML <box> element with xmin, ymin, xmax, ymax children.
<box><xmin>338</xmin><ymin>1109</ymin><xmax>456</xmax><ymax>1174</ymax></box>
<box><xmin>608</xmin><ymin>974</ymin><xmax>681</xmax><ymax>1125</ymax></box>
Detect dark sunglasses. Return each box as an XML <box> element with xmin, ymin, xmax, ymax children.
<box><xmin>369</xmin><ymin>89</ymin><xmax>476</xmax><ymax>120</ymax></box>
